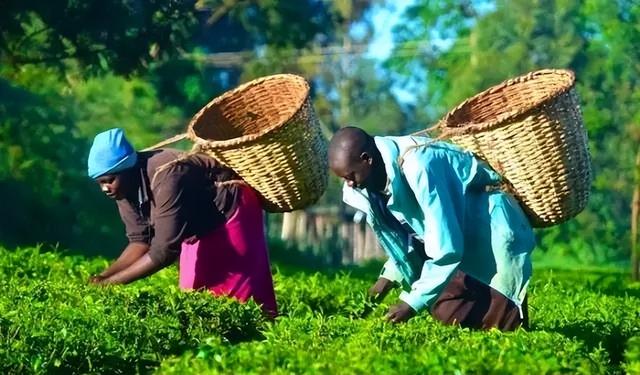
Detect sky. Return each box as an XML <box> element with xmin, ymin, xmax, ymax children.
<box><xmin>362</xmin><ymin>0</ymin><xmax>494</xmax><ymax>104</ymax></box>
<box><xmin>360</xmin><ymin>0</ymin><xmax>417</xmax><ymax>104</ymax></box>
<box><xmin>367</xmin><ymin>0</ymin><xmax>415</xmax><ymax>60</ymax></box>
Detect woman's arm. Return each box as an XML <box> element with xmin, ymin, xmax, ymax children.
<box><xmin>100</xmin><ymin>253</ymin><xmax>163</xmax><ymax>284</ymax></box>
<box><xmin>90</xmin><ymin>242</ymin><xmax>149</xmax><ymax>282</ymax></box>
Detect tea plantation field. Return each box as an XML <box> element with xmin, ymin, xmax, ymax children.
<box><xmin>1</xmin><ymin>246</ymin><xmax>639</xmax><ymax>374</ymax></box>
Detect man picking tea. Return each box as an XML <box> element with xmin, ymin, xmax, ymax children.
<box><xmin>329</xmin><ymin>127</ymin><xmax>535</xmax><ymax>330</ymax></box>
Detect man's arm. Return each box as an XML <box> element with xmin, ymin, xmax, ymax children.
<box><xmin>397</xmin><ymin>153</ymin><xmax>464</xmax><ymax>313</ymax></box>
<box><xmin>369</xmin><ymin>259</ymin><xmax>403</xmax><ymax>301</ymax></box>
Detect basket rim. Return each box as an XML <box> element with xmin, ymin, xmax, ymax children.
<box><xmin>439</xmin><ymin>68</ymin><xmax>576</xmax><ymax>133</ymax></box>
<box><xmin>186</xmin><ymin>73</ymin><xmax>310</xmax><ymax>148</ymax></box>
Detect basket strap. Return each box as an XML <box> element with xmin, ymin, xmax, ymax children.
<box><xmin>395</xmin><ymin>137</ymin><xmax>510</xmax><ymax>198</ymax></box>
<box><xmin>400</xmin><ymin>122</ymin><xmax>449</xmax><ymax>166</ymax></box>
<box><xmin>410</xmin><ymin>122</ymin><xmax>442</xmax><ymax>137</ymax></box>
<box><xmin>215</xmin><ymin>179</ymin><xmax>248</xmax><ymax>187</ymax></box>
<box><xmin>399</xmin><ymin>119</ymin><xmax>486</xmax><ymax>165</ymax></box>
<box><xmin>411</xmin><ymin>120</ymin><xmax>491</xmax><ymax>139</ymax></box>
<box><xmin>410</xmin><ymin>121</ymin><xmax>465</xmax><ymax>139</ymax></box>
<box><xmin>141</xmin><ymin>133</ymin><xmax>188</xmax><ymax>152</ymax></box>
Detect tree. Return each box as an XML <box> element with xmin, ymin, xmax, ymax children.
<box><xmin>0</xmin><ymin>0</ymin><xmax>393</xmax><ymax>254</ymax></box>
<box><xmin>388</xmin><ymin>0</ymin><xmax>640</xmax><ymax>264</ymax></box>
<box><xmin>147</xmin><ymin>0</ymin><xmax>343</xmax><ymax>114</ymax></box>
<box><xmin>0</xmin><ymin>0</ymin><xmax>198</xmax><ymax>74</ymax></box>
<box><xmin>632</xmin><ymin>148</ymin><xmax>640</xmax><ymax>280</ymax></box>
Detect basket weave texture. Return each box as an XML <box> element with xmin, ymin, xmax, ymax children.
<box><xmin>186</xmin><ymin>74</ymin><xmax>328</xmax><ymax>213</ymax></box>
<box><xmin>436</xmin><ymin>69</ymin><xmax>592</xmax><ymax>227</ymax></box>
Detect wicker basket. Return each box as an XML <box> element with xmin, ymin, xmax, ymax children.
<box><xmin>432</xmin><ymin>69</ymin><xmax>592</xmax><ymax>227</ymax></box>
<box><xmin>183</xmin><ymin>74</ymin><xmax>328</xmax><ymax>213</ymax></box>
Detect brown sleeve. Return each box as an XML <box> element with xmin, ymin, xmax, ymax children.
<box><xmin>147</xmin><ymin>169</ymin><xmax>191</xmax><ymax>267</ymax></box>
<box><xmin>116</xmin><ymin>199</ymin><xmax>151</xmax><ymax>244</ymax></box>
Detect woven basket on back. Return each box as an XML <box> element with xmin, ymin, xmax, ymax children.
<box><xmin>429</xmin><ymin>69</ymin><xmax>592</xmax><ymax>227</ymax></box>
<box><xmin>182</xmin><ymin>74</ymin><xmax>328</xmax><ymax>213</ymax></box>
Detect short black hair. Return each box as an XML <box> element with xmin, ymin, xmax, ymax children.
<box><xmin>328</xmin><ymin>126</ymin><xmax>374</xmax><ymax>165</ymax></box>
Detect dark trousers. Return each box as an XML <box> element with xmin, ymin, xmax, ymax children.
<box><xmin>430</xmin><ymin>270</ymin><xmax>528</xmax><ymax>331</ymax></box>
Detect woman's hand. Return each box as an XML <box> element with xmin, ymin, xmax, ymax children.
<box><xmin>88</xmin><ymin>274</ymin><xmax>106</xmax><ymax>284</ymax></box>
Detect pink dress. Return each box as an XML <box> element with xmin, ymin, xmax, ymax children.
<box><xmin>178</xmin><ymin>186</ymin><xmax>277</xmax><ymax>316</ymax></box>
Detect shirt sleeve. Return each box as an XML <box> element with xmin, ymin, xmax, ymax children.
<box><xmin>117</xmin><ymin>200</ymin><xmax>151</xmax><ymax>244</ymax></box>
<box><xmin>147</xmin><ymin>169</ymin><xmax>190</xmax><ymax>267</ymax></box>
<box><xmin>398</xmin><ymin>151</ymin><xmax>464</xmax><ymax>312</ymax></box>
<box><xmin>379</xmin><ymin>259</ymin><xmax>404</xmax><ymax>284</ymax></box>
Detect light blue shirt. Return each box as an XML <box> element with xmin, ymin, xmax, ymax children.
<box><xmin>342</xmin><ymin>136</ymin><xmax>536</xmax><ymax>312</ymax></box>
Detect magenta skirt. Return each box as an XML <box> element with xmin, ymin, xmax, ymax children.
<box><xmin>179</xmin><ymin>186</ymin><xmax>277</xmax><ymax>316</ymax></box>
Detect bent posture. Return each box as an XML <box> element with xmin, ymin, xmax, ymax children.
<box><xmin>87</xmin><ymin>128</ymin><xmax>277</xmax><ymax>316</ymax></box>
<box><xmin>329</xmin><ymin>127</ymin><xmax>535</xmax><ymax>330</ymax></box>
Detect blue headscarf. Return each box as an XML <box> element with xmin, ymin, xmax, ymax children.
<box><xmin>87</xmin><ymin>128</ymin><xmax>138</xmax><ymax>179</ymax></box>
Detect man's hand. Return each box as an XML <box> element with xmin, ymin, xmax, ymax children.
<box><xmin>368</xmin><ymin>277</ymin><xmax>396</xmax><ymax>303</ymax></box>
<box><xmin>385</xmin><ymin>301</ymin><xmax>416</xmax><ymax>323</ymax></box>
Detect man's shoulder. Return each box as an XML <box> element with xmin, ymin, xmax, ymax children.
<box><xmin>398</xmin><ymin>141</ymin><xmax>439</xmax><ymax>167</ymax></box>
<box><xmin>374</xmin><ymin>135</ymin><xmax>430</xmax><ymax>146</ymax></box>
<box><xmin>402</xmin><ymin>141</ymin><xmax>470</xmax><ymax>164</ymax></box>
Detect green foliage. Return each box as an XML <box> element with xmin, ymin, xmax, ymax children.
<box><xmin>0</xmin><ymin>67</ymin><xmax>104</xmax><ymax>250</ymax></box>
<box><xmin>0</xmin><ymin>63</ymin><xmax>184</xmax><ymax>254</ymax></box>
<box><xmin>1</xmin><ymin>1</ymin><xmax>198</xmax><ymax>74</ymax></box>
<box><xmin>274</xmin><ymin>271</ymin><xmax>376</xmax><ymax>318</ymax></box>
<box><xmin>529</xmin><ymin>269</ymin><xmax>640</xmax><ymax>372</ymax></box>
<box><xmin>1</xmin><ymin>246</ymin><xmax>639</xmax><ymax>374</ymax></box>
<box><xmin>159</xmin><ymin>320</ymin><xmax>608</xmax><ymax>374</ymax></box>
<box><xmin>625</xmin><ymin>336</ymin><xmax>640</xmax><ymax>374</ymax></box>
<box><xmin>0</xmin><ymin>246</ymin><xmax>267</xmax><ymax>374</ymax></box>
<box><xmin>158</xmin><ymin>260</ymin><xmax>639</xmax><ymax>375</ymax></box>
<box><xmin>70</xmin><ymin>72</ymin><xmax>183</xmax><ymax>147</ymax></box>
<box><xmin>0</xmin><ymin>0</ymin><xmax>401</xmax><ymax>253</ymax></box>
<box><xmin>388</xmin><ymin>0</ymin><xmax>640</xmax><ymax>263</ymax></box>
<box><xmin>223</xmin><ymin>0</ymin><xmax>337</xmax><ymax>48</ymax></box>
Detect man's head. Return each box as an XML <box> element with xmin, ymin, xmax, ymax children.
<box><xmin>87</xmin><ymin>128</ymin><xmax>138</xmax><ymax>200</ymax></box>
<box><xmin>328</xmin><ymin>126</ymin><xmax>386</xmax><ymax>191</ymax></box>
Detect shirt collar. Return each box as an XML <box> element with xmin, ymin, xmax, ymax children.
<box><xmin>372</xmin><ymin>136</ymin><xmax>402</xmax><ymax>207</ymax></box>
<box><xmin>131</xmin><ymin>157</ymin><xmax>150</xmax><ymax>208</ymax></box>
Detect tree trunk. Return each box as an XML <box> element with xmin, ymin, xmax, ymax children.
<box><xmin>632</xmin><ymin>147</ymin><xmax>640</xmax><ymax>280</ymax></box>
<box><xmin>364</xmin><ymin>227</ymin><xmax>379</xmax><ymax>261</ymax></box>
<box><xmin>280</xmin><ymin>212</ymin><xmax>297</xmax><ymax>241</ymax></box>
<box><xmin>341</xmin><ymin>220</ymin><xmax>353</xmax><ymax>264</ymax></box>
<box><xmin>632</xmin><ymin>187</ymin><xmax>639</xmax><ymax>280</ymax></box>
<box><xmin>295</xmin><ymin>212</ymin><xmax>308</xmax><ymax>243</ymax></box>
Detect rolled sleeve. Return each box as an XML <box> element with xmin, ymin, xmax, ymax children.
<box><xmin>379</xmin><ymin>259</ymin><xmax>404</xmax><ymax>284</ymax></box>
<box><xmin>399</xmin><ymin>152</ymin><xmax>464</xmax><ymax>311</ymax></box>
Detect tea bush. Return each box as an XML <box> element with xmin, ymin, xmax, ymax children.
<box><xmin>158</xmin><ymin>316</ymin><xmax>609</xmax><ymax>374</ymax></box>
<box><xmin>273</xmin><ymin>271</ymin><xmax>375</xmax><ymax>318</ymax></box>
<box><xmin>0</xmin><ymin>247</ymin><xmax>267</xmax><ymax>374</ymax></box>
<box><xmin>625</xmin><ymin>336</ymin><xmax>640</xmax><ymax>374</ymax></box>
<box><xmin>160</xmin><ymin>265</ymin><xmax>640</xmax><ymax>374</ymax></box>
<box><xmin>529</xmin><ymin>269</ymin><xmax>640</xmax><ymax>372</ymax></box>
<box><xmin>1</xmin><ymin>246</ymin><xmax>639</xmax><ymax>374</ymax></box>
